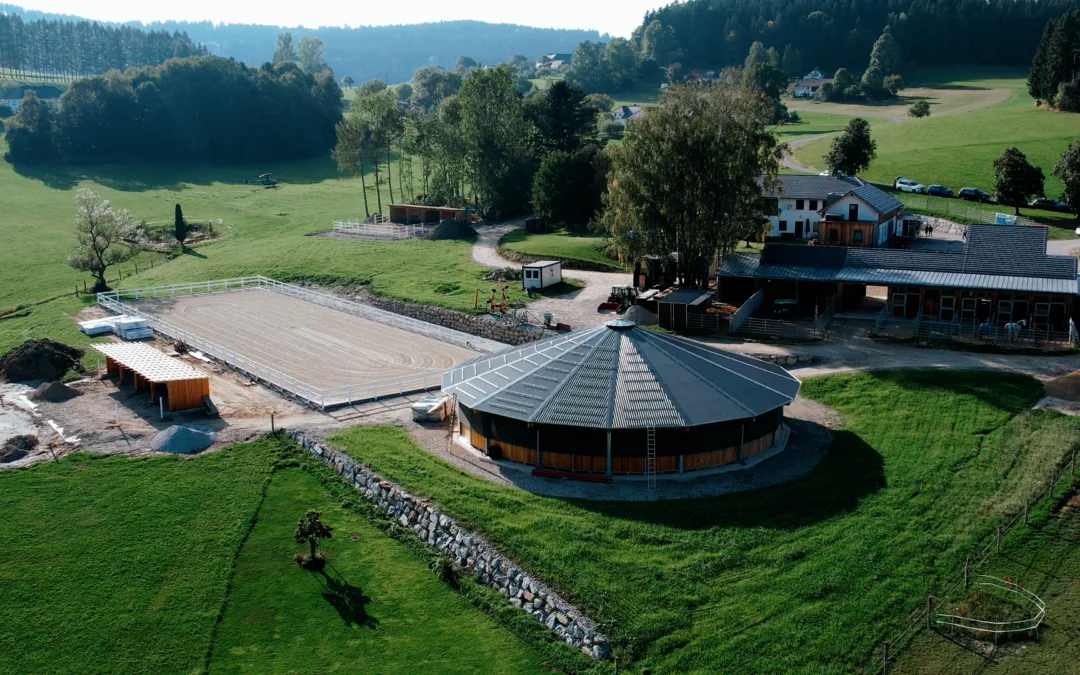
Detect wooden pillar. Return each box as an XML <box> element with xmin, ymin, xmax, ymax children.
<box><xmin>738</xmin><ymin>423</ymin><xmax>745</xmax><ymax>462</ymax></box>
<box><xmin>606</xmin><ymin>431</ymin><xmax>612</xmax><ymax>477</ymax></box>
<box><xmin>536</xmin><ymin>428</ymin><xmax>542</xmax><ymax>467</ymax></box>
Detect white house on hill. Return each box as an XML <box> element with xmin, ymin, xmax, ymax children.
<box><xmin>761</xmin><ymin>175</ymin><xmax>902</xmax><ymax>245</ymax></box>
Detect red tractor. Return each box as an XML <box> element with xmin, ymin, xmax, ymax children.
<box><xmin>597</xmin><ymin>285</ymin><xmax>637</xmax><ymax>314</ymax></box>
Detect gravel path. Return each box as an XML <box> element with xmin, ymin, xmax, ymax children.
<box><xmin>473</xmin><ymin>221</ymin><xmax>630</xmax><ymax>330</ymax></box>
<box><xmin>781</xmin><ymin>133</ymin><xmax>829</xmax><ymax>174</ymax></box>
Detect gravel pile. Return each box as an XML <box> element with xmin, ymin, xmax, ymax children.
<box><xmin>623</xmin><ymin>304</ymin><xmax>658</xmax><ymax>326</ymax></box>
<box><xmin>28</xmin><ymin>381</ymin><xmax>81</xmax><ymax>403</ymax></box>
<box><xmin>0</xmin><ymin>339</ymin><xmax>84</xmax><ymax>383</ymax></box>
<box><xmin>151</xmin><ymin>425</ymin><xmax>217</xmax><ymax>454</ymax></box>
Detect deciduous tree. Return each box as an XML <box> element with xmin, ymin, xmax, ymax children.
<box><xmin>869</xmin><ymin>28</ymin><xmax>904</xmax><ymax>76</ymax></box>
<box><xmin>1052</xmin><ymin>141</ymin><xmax>1080</xmax><ymax>219</ymax></box>
<box><xmin>601</xmin><ymin>82</ymin><xmax>779</xmax><ymax>287</ymax></box>
<box><xmin>272</xmin><ymin>31</ymin><xmax>297</xmax><ymax>63</ymax></box>
<box><xmin>993</xmin><ymin>147</ymin><xmax>1045</xmax><ymax>215</ymax></box>
<box><xmin>294</xmin><ymin>509</ymin><xmax>334</xmax><ymax>568</ymax></box>
<box><xmin>908</xmin><ymin>99</ymin><xmax>931</xmax><ymax>118</ymax></box>
<box><xmin>824</xmin><ymin>117</ymin><xmax>876</xmax><ymax>175</ymax></box>
<box><xmin>67</xmin><ymin>189</ymin><xmax>142</xmax><ymax>292</ymax></box>
<box><xmin>297</xmin><ymin>36</ymin><xmax>327</xmax><ymax>74</ymax></box>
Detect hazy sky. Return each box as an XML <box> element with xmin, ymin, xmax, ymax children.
<box><xmin>14</xmin><ymin>1</ymin><xmax>663</xmax><ymax>37</ymax></box>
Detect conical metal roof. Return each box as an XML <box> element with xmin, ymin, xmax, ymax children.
<box><xmin>442</xmin><ymin>321</ymin><xmax>800</xmax><ymax>429</ymax></box>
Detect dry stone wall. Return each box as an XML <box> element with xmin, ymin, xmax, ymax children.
<box><xmin>747</xmin><ymin>353</ymin><xmax>817</xmax><ymax>366</ymax></box>
<box><xmin>284</xmin><ymin>430</ymin><xmax>612</xmax><ymax>660</ymax></box>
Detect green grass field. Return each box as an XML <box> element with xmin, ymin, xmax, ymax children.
<box><xmin>327</xmin><ymin>371</ymin><xmax>1079</xmax><ymax>673</ymax></box>
<box><xmin>499</xmin><ymin>226</ymin><xmax>624</xmax><ymax>269</ymax></box>
<box><xmin>791</xmin><ymin>68</ymin><xmax>1078</xmax><ymax>213</ymax></box>
<box><xmin>0</xmin><ymin>438</ymin><xmax>575</xmax><ymax>673</ymax></box>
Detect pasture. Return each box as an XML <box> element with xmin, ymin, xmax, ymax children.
<box><xmin>0</xmin><ymin>437</ymin><xmax>569</xmax><ymax>673</ymax></box>
<box><xmin>328</xmin><ymin>370</ymin><xmax>1079</xmax><ymax>673</ymax></box>
<box><xmin>499</xmin><ymin>226</ymin><xmax>623</xmax><ymax>269</ymax></box>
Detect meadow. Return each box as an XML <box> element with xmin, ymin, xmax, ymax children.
<box><xmin>499</xmin><ymin>226</ymin><xmax>623</xmax><ymax>269</ymax></box>
<box><xmin>328</xmin><ymin>370</ymin><xmax>1079</xmax><ymax>673</ymax></box>
<box><xmin>791</xmin><ymin>68</ymin><xmax>1079</xmax><ymax>209</ymax></box>
<box><xmin>0</xmin><ymin>437</ymin><xmax>578</xmax><ymax>674</ymax></box>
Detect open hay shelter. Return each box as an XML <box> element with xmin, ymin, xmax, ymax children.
<box><xmin>93</xmin><ymin>343</ymin><xmax>209</xmax><ymax>411</ymax></box>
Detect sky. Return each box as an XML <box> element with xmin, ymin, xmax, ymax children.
<box><xmin>12</xmin><ymin>1</ymin><xmax>664</xmax><ymax>37</ymax></box>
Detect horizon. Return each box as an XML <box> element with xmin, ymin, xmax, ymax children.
<box><xmin>8</xmin><ymin>1</ymin><xmax>663</xmax><ymax>38</ymax></box>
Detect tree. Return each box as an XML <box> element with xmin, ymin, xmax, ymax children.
<box><xmin>587</xmin><ymin>93</ymin><xmax>615</xmax><ymax>112</ymax></box>
<box><xmin>600</xmin><ymin>119</ymin><xmax>624</xmax><ymax>140</ymax></box>
<box><xmin>860</xmin><ymin>65</ymin><xmax>886</xmax><ymax>99</ymax></box>
<box><xmin>665</xmin><ymin>62</ymin><xmax>687</xmax><ymax>85</ymax></box>
<box><xmin>743</xmin><ymin>63</ymin><xmax>788</xmax><ymax>122</ymax></box>
<box><xmin>824</xmin><ymin>118</ymin><xmax>876</xmax><ymax>176</ymax></box>
<box><xmin>411</xmin><ymin>66</ymin><xmax>462</xmax><ymax>109</ymax></box>
<box><xmin>1052</xmin><ymin>141</ymin><xmax>1080</xmax><ymax>219</ymax></box>
<box><xmin>565</xmin><ymin>40</ymin><xmax>611</xmax><ymax>94</ymax></box>
<box><xmin>993</xmin><ymin>147</ymin><xmax>1045</xmax><ymax>214</ymax></box>
<box><xmin>454</xmin><ymin>56</ymin><xmax>478</xmax><ymax>74</ymax></box>
<box><xmin>0</xmin><ymin>102</ymin><xmax>12</xmax><ymax>119</ymax></box>
<box><xmin>1028</xmin><ymin>11</ymin><xmax>1080</xmax><ymax>105</ymax></box>
<box><xmin>341</xmin><ymin>75</ymin><xmax>355</xmax><ymax>88</ymax></box>
<box><xmin>358</xmin><ymin>79</ymin><xmax>387</xmax><ymax>98</ymax></box>
<box><xmin>174</xmin><ymin>203</ymin><xmax>188</xmax><ymax>248</ymax></box>
<box><xmin>781</xmin><ymin>44</ymin><xmax>803</xmax><ymax>77</ymax></box>
<box><xmin>601</xmin><ymin>82</ymin><xmax>779</xmax><ymax>288</ymax></box>
<box><xmin>869</xmin><ymin>28</ymin><xmax>904</xmax><ymax>76</ymax></box>
<box><xmin>297</xmin><ymin>36</ymin><xmax>327</xmax><ymax>74</ymax></box>
<box><xmin>332</xmin><ymin>115</ymin><xmax>372</xmax><ymax>217</ymax></box>
<box><xmin>831</xmin><ymin>68</ymin><xmax>857</xmax><ymax>101</ymax></box>
<box><xmin>3</xmin><ymin>90</ymin><xmax>58</xmax><ymax>163</ymax></box>
<box><xmin>67</xmin><ymin>189</ymin><xmax>142</xmax><ymax>292</ymax></box>
<box><xmin>294</xmin><ymin>509</ymin><xmax>334</xmax><ymax>567</ymax></box>
<box><xmin>396</xmin><ymin>83</ymin><xmax>413</xmax><ymax>102</ymax></box>
<box><xmin>524</xmin><ymin>80</ymin><xmax>597</xmax><ymax>153</ymax></box>
<box><xmin>744</xmin><ymin>41</ymin><xmax>778</xmax><ymax>68</ymax></box>
<box><xmin>884</xmin><ymin>74</ymin><xmax>905</xmax><ymax>95</ymax></box>
<box><xmin>642</xmin><ymin>20</ymin><xmax>679</xmax><ymax>64</ymax></box>
<box><xmin>458</xmin><ymin>66</ymin><xmax>534</xmax><ymax>216</ymax></box>
<box><xmin>272</xmin><ymin>31</ymin><xmax>297</xmax><ymax>63</ymax></box>
<box><xmin>532</xmin><ymin>145</ymin><xmax>609</xmax><ymax>228</ymax></box>
<box><xmin>605</xmin><ymin>38</ymin><xmax>638</xmax><ymax>89</ymax></box>
<box><xmin>909</xmin><ymin>100</ymin><xmax>931</xmax><ymax>118</ymax></box>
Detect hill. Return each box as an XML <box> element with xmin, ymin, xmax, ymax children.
<box><xmin>0</xmin><ymin>5</ymin><xmax>600</xmax><ymax>83</ymax></box>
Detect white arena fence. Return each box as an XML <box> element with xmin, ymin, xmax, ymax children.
<box><xmin>96</xmin><ymin>276</ymin><xmax>503</xmax><ymax>409</ymax></box>
<box><xmin>333</xmin><ymin>218</ymin><xmax>426</xmax><ymax>239</ymax></box>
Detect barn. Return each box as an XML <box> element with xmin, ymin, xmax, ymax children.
<box><xmin>442</xmin><ymin>319</ymin><xmax>800</xmax><ymax>479</ymax></box>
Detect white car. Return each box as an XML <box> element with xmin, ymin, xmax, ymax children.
<box><xmin>894</xmin><ymin>177</ymin><xmax>926</xmax><ymax>193</ymax></box>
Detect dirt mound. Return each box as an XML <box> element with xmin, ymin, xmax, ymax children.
<box><xmin>624</xmin><ymin>304</ymin><xmax>658</xmax><ymax>326</ymax></box>
<box><xmin>0</xmin><ymin>339</ymin><xmax>84</xmax><ymax>383</ymax></box>
<box><xmin>1</xmin><ymin>434</ymin><xmax>38</xmax><ymax>463</ymax></box>
<box><xmin>1044</xmin><ymin>369</ymin><xmax>1080</xmax><ymax>402</ymax></box>
<box><xmin>29</xmin><ymin>381</ymin><xmax>81</xmax><ymax>403</ymax></box>
<box><xmin>151</xmin><ymin>425</ymin><xmax>217</xmax><ymax>454</ymax></box>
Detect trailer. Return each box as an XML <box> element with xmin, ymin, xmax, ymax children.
<box><xmin>522</xmin><ymin>260</ymin><xmax>562</xmax><ymax>290</ymax></box>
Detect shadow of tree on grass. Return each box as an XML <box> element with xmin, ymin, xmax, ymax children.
<box><xmin>313</xmin><ymin>563</ymin><xmax>377</xmax><ymax>629</ymax></box>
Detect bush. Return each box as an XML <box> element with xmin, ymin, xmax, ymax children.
<box><xmin>0</xmin><ymin>103</ymin><xmax>12</xmax><ymax>119</ymax></box>
<box><xmin>1057</xmin><ymin>79</ymin><xmax>1080</xmax><ymax>113</ymax></box>
<box><xmin>909</xmin><ymin>100</ymin><xmax>931</xmax><ymax>118</ymax></box>
<box><xmin>600</xmin><ymin>119</ymin><xmax>624</xmax><ymax>140</ymax></box>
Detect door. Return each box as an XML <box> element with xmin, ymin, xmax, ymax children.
<box><xmin>848</xmin><ymin>203</ymin><xmax>859</xmax><ymax>221</ymax></box>
<box><xmin>891</xmin><ymin>293</ymin><xmax>906</xmax><ymax>318</ymax></box>
<box><xmin>795</xmin><ymin>221</ymin><xmax>803</xmax><ymax>238</ymax></box>
<box><xmin>940</xmin><ymin>293</ymin><xmax>956</xmax><ymax>322</ymax></box>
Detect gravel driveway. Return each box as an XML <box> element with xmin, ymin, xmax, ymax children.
<box><xmin>472</xmin><ymin>222</ymin><xmax>630</xmax><ymax>330</ymax></box>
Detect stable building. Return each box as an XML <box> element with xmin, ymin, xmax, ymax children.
<box><xmin>93</xmin><ymin>343</ymin><xmax>210</xmax><ymax>412</ymax></box>
<box><xmin>442</xmin><ymin>319</ymin><xmax>800</xmax><ymax>479</ymax></box>
<box><xmin>716</xmin><ymin>224</ymin><xmax>1078</xmax><ymax>331</ymax></box>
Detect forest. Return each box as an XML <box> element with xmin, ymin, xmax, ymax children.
<box><xmin>638</xmin><ymin>0</ymin><xmax>1080</xmax><ymax>75</ymax></box>
<box><xmin>4</xmin><ymin>56</ymin><xmax>342</xmax><ymax>164</ymax></box>
<box><xmin>0</xmin><ymin>5</ymin><xmax>598</xmax><ymax>84</ymax></box>
<box><xmin>0</xmin><ymin>11</ymin><xmax>204</xmax><ymax>81</ymax></box>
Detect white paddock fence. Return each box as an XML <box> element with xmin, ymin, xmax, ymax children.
<box><xmin>97</xmin><ymin>276</ymin><xmax>502</xmax><ymax>409</ymax></box>
<box><xmin>332</xmin><ymin>218</ymin><xmax>426</xmax><ymax>239</ymax></box>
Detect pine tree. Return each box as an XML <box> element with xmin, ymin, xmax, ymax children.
<box><xmin>174</xmin><ymin>203</ymin><xmax>188</xmax><ymax>248</ymax></box>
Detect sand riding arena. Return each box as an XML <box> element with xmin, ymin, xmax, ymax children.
<box><xmin>98</xmin><ymin>277</ymin><xmax>501</xmax><ymax>409</ymax></box>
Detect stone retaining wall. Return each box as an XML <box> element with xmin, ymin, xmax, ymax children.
<box><xmin>747</xmin><ymin>353</ymin><xmax>817</xmax><ymax>366</ymax></box>
<box><xmin>284</xmin><ymin>430</ymin><xmax>612</xmax><ymax>660</ymax></box>
<box><xmin>334</xmin><ymin>288</ymin><xmax>544</xmax><ymax>346</ymax></box>
<box><xmin>917</xmin><ymin>215</ymin><xmax>966</xmax><ymax>236</ymax></box>
<box><xmin>495</xmin><ymin>247</ymin><xmax>625</xmax><ymax>273</ymax></box>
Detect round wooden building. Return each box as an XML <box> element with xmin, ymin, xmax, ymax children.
<box><xmin>442</xmin><ymin>319</ymin><xmax>800</xmax><ymax>479</ymax></box>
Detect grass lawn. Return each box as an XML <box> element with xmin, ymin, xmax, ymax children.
<box><xmin>893</xmin><ymin>481</ymin><xmax>1080</xmax><ymax>673</ymax></box>
<box><xmin>895</xmin><ymin>193</ymin><xmax>1080</xmax><ymax>239</ymax></box>
<box><xmin>0</xmin><ymin>440</ymin><xmax>277</xmax><ymax>673</ymax></box>
<box><xmin>327</xmin><ymin>370</ymin><xmax>1080</xmax><ymax>673</ymax></box>
<box><xmin>499</xmin><ymin>226</ymin><xmax>624</xmax><ymax>270</ymax></box>
<box><xmin>209</xmin><ymin>465</ymin><xmax>556</xmax><ymax>674</ymax></box>
<box><xmin>792</xmin><ymin>68</ymin><xmax>1077</xmax><ymax>208</ymax></box>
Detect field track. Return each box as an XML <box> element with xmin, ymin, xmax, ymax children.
<box><xmin>133</xmin><ymin>289</ymin><xmax>476</xmax><ymax>389</ymax></box>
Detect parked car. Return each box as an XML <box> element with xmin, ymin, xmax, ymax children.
<box><xmin>1031</xmin><ymin>197</ymin><xmax>1069</xmax><ymax>212</ymax></box>
<box><xmin>958</xmin><ymin>187</ymin><xmax>991</xmax><ymax>203</ymax></box>
<box><xmin>926</xmin><ymin>184</ymin><xmax>954</xmax><ymax>198</ymax></box>
<box><xmin>894</xmin><ymin>177</ymin><xmax>926</xmax><ymax>193</ymax></box>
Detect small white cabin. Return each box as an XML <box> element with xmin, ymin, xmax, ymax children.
<box><xmin>522</xmin><ymin>260</ymin><xmax>562</xmax><ymax>290</ymax></box>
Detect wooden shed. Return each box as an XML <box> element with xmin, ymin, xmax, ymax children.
<box><xmin>93</xmin><ymin>343</ymin><xmax>210</xmax><ymax>412</ymax></box>
<box><xmin>388</xmin><ymin>204</ymin><xmax>473</xmax><ymax>225</ymax></box>
<box><xmin>657</xmin><ymin>289</ymin><xmax>714</xmax><ymax>332</ymax></box>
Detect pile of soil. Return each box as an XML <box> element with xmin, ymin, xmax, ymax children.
<box><xmin>28</xmin><ymin>381</ymin><xmax>81</xmax><ymax>403</ymax></box>
<box><xmin>151</xmin><ymin>425</ymin><xmax>217</xmax><ymax>454</ymax></box>
<box><xmin>1</xmin><ymin>434</ymin><xmax>38</xmax><ymax>463</ymax></box>
<box><xmin>1044</xmin><ymin>369</ymin><xmax>1080</xmax><ymax>402</ymax></box>
<box><xmin>0</xmin><ymin>339</ymin><xmax>84</xmax><ymax>383</ymax></box>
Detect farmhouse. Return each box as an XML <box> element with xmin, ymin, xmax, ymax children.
<box><xmin>792</xmin><ymin>70</ymin><xmax>832</xmax><ymax>98</ymax></box>
<box><xmin>763</xmin><ymin>175</ymin><xmax>902</xmax><ymax>244</ymax></box>
<box><xmin>442</xmin><ymin>318</ymin><xmax>800</xmax><ymax>479</ymax></box>
<box><xmin>611</xmin><ymin>105</ymin><xmax>644</xmax><ymax>125</ymax></box>
<box><xmin>717</xmin><ymin>224</ymin><xmax>1078</xmax><ymax>331</ymax></box>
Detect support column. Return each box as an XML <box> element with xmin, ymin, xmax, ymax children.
<box><xmin>606</xmin><ymin>431</ymin><xmax>612</xmax><ymax>477</ymax></box>
<box><xmin>536</xmin><ymin>428</ymin><xmax>542</xmax><ymax>468</ymax></box>
<box><xmin>738</xmin><ymin>423</ymin><xmax>745</xmax><ymax>463</ymax></box>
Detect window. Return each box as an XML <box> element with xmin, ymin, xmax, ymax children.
<box><xmin>853</xmin><ymin>230</ymin><xmax>864</xmax><ymax>243</ymax></box>
<box><xmin>848</xmin><ymin>203</ymin><xmax>859</xmax><ymax>221</ymax></box>
<box><xmin>778</xmin><ymin>220</ymin><xmax>788</xmax><ymax>231</ymax></box>
<box><xmin>762</xmin><ymin>198</ymin><xmax>779</xmax><ymax>216</ymax></box>
<box><xmin>809</xmin><ymin>199</ymin><xmax>818</xmax><ymax>210</ymax></box>
<box><xmin>795</xmin><ymin>199</ymin><xmax>805</xmax><ymax>210</ymax></box>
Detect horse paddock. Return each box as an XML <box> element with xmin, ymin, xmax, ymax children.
<box><xmin>125</xmin><ymin>287</ymin><xmax>479</xmax><ymax>406</ymax></box>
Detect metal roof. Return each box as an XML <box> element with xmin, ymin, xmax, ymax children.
<box><xmin>851</xmin><ymin>184</ymin><xmax>903</xmax><ymax>215</ymax></box>
<box><xmin>92</xmin><ymin>344</ymin><xmax>209</xmax><ymax>383</ymax></box>
<box><xmin>523</xmin><ymin>260</ymin><xmax>561</xmax><ymax>268</ymax></box>
<box><xmin>760</xmin><ymin>174</ymin><xmax>864</xmax><ymax>199</ymax></box>
<box><xmin>658</xmin><ymin>289</ymin><xmax>714</xmax><ymax>305</ymax></box>
<box><xmin>442</xmin><ymin>321</ymin><xmax>800</xmax><ymax>429</ymax></box>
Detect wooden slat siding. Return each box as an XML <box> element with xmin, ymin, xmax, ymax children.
<box><xmin>742</xmin><ymin>431</ymin><xmax>776</xmax><ymax>460</ymax></box>
<box><xmin>468</xmin><ymin>425</ymin><xmax>485</xmax><ymax>451</ymax></box>
<box><xmin>541</xmin><ymin>451</ymin><xmax>574</xmax><ymax>471</ymax></box>
<box><xmin>683</xmin><ymin>450</ymin><xmax>713</xmax><ymax>471</ymax></box>
<box><xmin>165</xmin><ymin>379</ymin><xmax>210</xmax><ymax>412</ymax></box>
<box><xmin>613</xmin><ymin>456</ymin><xmax>645</xmax><ymax>475</ymax></box>
<box><xmin>488</xmin><ymin>440</ymin><xmax>538</xmax><ymax>466</ymax></box>
<box><xmin>573</xmin><ymin>454</ymin><xmax>607</xmax><ymax>474</ymax></box>
<box><xmin>714</xmin><ymin>446</ymin><xmax>739</xmax><ymax>466</ymax></box>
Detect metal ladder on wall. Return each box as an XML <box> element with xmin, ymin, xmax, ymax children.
<box><xmin>646</xmin><ymin>427</ymin><xmax>657</xmax><ymax>494</ymax></box>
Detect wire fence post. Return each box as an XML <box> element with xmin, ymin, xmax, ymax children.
<box><xmin>1073</xmin><ymin>448</ymin><xmax>1077</xmax><ymax>475</ymax></box>
<box><xmin>1024</xmin><ymin>497</ymin><xmax>1029</xmax><ymax>525</ymax></box>
<box><xmin>1050</xmin><ymin>471</ymin><xmax>1056</xmax><ymax>499</ymax></box>
<box><xmin>996</xmin><ymin>525</ymin><xmax>1002</xmax><ymax>554</ymax></box>
<box><xmin>964</xmin><ymin>557</ymin><xmax>970</xmax><ymax>589</ymax></box>
<box><xmin>882</xmin><ymin>641</ymin><xmax>889</xmax><ymax>675</ymax></box>
<box><xmin>927</xmin><ymin>596</ymin><xmax>933</xmax><ymax>629</ymax></box>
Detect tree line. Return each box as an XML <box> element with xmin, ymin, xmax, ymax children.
<box><xmin>4</xmin><ymin>56</ymin><xmax>342</xmax><ymax>164</ymax></box>
<box><xmin>0</xmin><ymin>11</ymin><xmax>204</xmax><ymax>82</ymax></box>
<box><xmin>1028</xmin><ymin>10</ymin><xmax>1080</xmax><ymax>111</ymax></box>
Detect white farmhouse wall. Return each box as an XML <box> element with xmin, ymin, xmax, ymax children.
<box><xmin>768</xmin><ymin>197</ymin><xmax>824</xmax><ymax>237</ymax></box>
